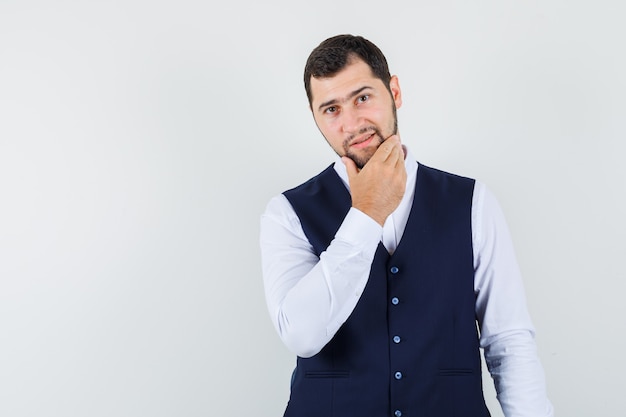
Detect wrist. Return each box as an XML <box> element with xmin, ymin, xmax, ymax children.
<box><xmin>353</xmin><ymin>204</ymin><xmax>387</xmax><ymax>226</ymax></box>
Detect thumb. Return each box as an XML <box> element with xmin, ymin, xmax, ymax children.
<box><xmin>341</xmin><ymin>156</ymin><xmax>359</xmax><ymax>180</ymax></box>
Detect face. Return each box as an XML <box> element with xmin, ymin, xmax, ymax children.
<box><xmin>309</xmin><ymin>58</ymin><xmax>402</xmax><ymax>169</ymax></box>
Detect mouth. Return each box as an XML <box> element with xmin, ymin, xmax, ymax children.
<box><xmin>350</xmin><ymin>132</ymin><xmax>376</xmax><ymax>150</ymax></box>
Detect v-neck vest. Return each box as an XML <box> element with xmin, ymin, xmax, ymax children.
<box><xmin>283</xmin><ymin>163</ymin><xmax>490</xmax><ymax>417</ymax></box>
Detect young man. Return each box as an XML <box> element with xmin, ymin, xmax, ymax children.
<box><xmin>260</xmin><ymin>34</ymin><xmax>553</xmax><ymax>417</ymax></box>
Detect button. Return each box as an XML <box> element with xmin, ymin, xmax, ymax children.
<box><xmin>391</xmin><ymin>297</ymin><xmax>399</xmax><ymax>305</ymax></box>
<box><xmin>393</xmin><ymin>335</ymin><xmax>401</xmax><ymax>344</ymax></box>
<box><xmin>390</xmin><ymin>266</ymin><xmax>399</xmax><ymax>274</ymax></box>
<box><xmin>395</xmin><ymin>371</ymin><xmax>403</xmax><ymax>380</ymax></box>
<box><xmin>394</xmin><ymin>410</ymin><xmax>402</xmax><ymax>417</ymax></box>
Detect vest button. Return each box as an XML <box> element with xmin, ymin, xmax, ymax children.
<box><xmin>394</xmin><ymin>371</ymin><xmax>403</xmax><ymax>380</ymax></box>
<box><xmin>390</xmin><ymin>266</ymin><xmax>399</xmax><ymax>274</ymax></box>
<box><xmin>394</xmin><ymin>410</ymin><xmax>402</xmax><ymax>417</ymax></box>
<box><xmin>391</xmin><ymin>297</ymin><xmax>399</xmax><ymax>305</ymax></box>
<box><xmin>393</xmin><ymin>335</ymin><xmax>401</xmax><ymax>344</ymax></box>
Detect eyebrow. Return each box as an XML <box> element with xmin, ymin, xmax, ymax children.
<box><xmin>317</xmin><ymin>86</ymin><xmax>372</xmax><ymax>113</ymax></box>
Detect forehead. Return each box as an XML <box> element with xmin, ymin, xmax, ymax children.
<box><xmin>309</xmin><ymin>59</ymin><xmax>382</xmax><ymax>107</ymax></box>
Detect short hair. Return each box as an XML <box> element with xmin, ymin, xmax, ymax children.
<box><xmin>303</xmin><ymin>34</ymin><xmax>392</xmax><ymax>106</ymax></box>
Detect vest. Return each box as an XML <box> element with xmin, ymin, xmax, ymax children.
<box><xmin>282</xmin><ymin>163</ymin><xmax>490</xmax><ymax>417</ymax></box>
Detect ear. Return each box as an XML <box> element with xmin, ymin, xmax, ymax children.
<box><xmin>389</xmin><ymin>75</ymin><xmax>402</xmax><ymax>109</ymax></box>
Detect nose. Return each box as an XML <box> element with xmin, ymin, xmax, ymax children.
<box><xmin>341</xmin><ymin>106</ymin><xmax>362</xmax><ymax>134</ymax></box>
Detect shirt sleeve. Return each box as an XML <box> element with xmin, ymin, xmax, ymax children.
<box><xmin>472</xmin><ymin>182</ymin><xmax>554</xmax><ymax>417</ymax></box>
<box><xmin>260</xmin><ymin>194</ymin><xmax>382</xmax><ymax>358</ymax></box>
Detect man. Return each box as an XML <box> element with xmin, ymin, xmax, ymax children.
<box><xmin>260</xmin><ymin>34</ymin><xmax>553</xmax><ymax>417</ymax></box>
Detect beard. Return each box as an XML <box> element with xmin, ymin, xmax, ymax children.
<box><xmin>342</xmin><ymin>127</ymin><xmax>385</xmax><ymax>169</ymax></box>
<box><xmin>341</xmin><ymin>104</ymin><xmax>399</xmax><ymax>169</ymax></box>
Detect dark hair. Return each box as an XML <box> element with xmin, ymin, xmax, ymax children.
<box><xmin>303</xmin><ymin>34</ymin><xmax>391</xmax><ymax>106</ymax></box>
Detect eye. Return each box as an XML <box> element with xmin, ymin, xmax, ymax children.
<box><xmin>324</xmin><ymin>106</ymin><xmax>338</xmax><ymax>114</ymax></box>
<box><xmin>357</xmin><ymin>94</ymin><xmax>369</xmax><ymax>104</ymax></box>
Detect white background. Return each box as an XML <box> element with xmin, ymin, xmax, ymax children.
<box><xmin>1</xmin><ymin>1</ymin><xmax>625</xmax><ymax>416</ymax></box>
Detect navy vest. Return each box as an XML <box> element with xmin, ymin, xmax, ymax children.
<box><xmin>282</xmin><ymin>163</ymin><xmax>490</xmax><ymax>417</ymax></box>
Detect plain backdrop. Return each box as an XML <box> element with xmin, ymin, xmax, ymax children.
<box><xmin>1</xmin><ymin>1</ymin><xmax>625</xmax><ymax>416</ymax></box>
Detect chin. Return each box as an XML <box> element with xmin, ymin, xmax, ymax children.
<box><xmin>349</xmin><ymin>151</ymin><xmax>376</xmax><ymax>170</ymax></box>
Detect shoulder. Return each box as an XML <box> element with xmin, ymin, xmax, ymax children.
<box><xmin>262</xmin><ymin>164</ymin><xmax>337</xmax><ymax>227</ymax></box>
<box><xmin>417</xmin><ymin>162</ymin><xmax>475</xmax><ymax>185</ymax></box>
<box><xmin>416</xmin><ymin>163</ymin><xmax>476</xmax><ymax>201</ymax></box>
<box><xmin>283</xmin><ymin>164</ymin><xmax>338</xmax><ymax>198</ymax></box>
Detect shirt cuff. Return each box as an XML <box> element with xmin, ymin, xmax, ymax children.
<box><xmin>335</xmin><ymin>207</ymin><xmax>383</xmax><ymax>250</ymax></box>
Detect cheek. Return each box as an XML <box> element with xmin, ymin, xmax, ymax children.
<box><xmin>377</xmin><ymin>105</ymin><xmax>392</xmax><ymax>119</ymax></box>
<box><xmin>373</xmin><ymin>107</ymin><xmax>394</xmax><ymax>130</ymax></box>
<box><xmin>362</xmin><ymin>106</ymin><xmax>384</xmax><ymax>122</ymax></box>
<box><xmin>320</xmin><ymin>118</ymin><xmax>342</xmax><ymax>137</ymax></box>
<box><xmin>315</xmin><ymin>119</ymin><xmax>342</xmax><ymax>145</ymax></box>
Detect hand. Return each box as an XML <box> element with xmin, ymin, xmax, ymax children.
<box><xmin>342</xmin><ymin>135</ymin><xmax>407</xmax><ymax>226</ymax></box>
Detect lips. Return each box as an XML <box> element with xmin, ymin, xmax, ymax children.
<box><xmin>350</xmin><ymin>133</ymin><xmax>375</xmax><ymax>149</ymax></box>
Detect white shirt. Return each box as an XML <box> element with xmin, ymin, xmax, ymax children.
<box><xmin>260</xmin><ymin>149</ymin><xmax>554</xmax><ymax>417</ymax></box>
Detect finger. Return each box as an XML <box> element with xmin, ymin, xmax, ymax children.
<box><xmin>372</xmin><ymin>135</ymin><xmax>400</xmax><ymax>162</ymax></box>
<box><xmin>385</xmin><ymin>140</ymin><xmax>404</xmax><ymax>165</ymax></box>
<box><xmin>395</xmin><ymin>151</ymin><xmax>406</xmax><ymax>169</ymax></box>
<box><xmin>341</xmin><ymin>156</ymin><xmax>358</xmax><ymax>180</ymax></box>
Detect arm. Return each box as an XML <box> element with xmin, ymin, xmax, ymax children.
<box><xmin>473</xmin><ymin>183</ymin><xmax>554</xmax><ymax>417</ymax></box>
<box><xmin>261</xmin><ymin>137</ymin><xmax>406</xmax><ymax>358</ymax></box>
<box><xmin>260</xmin><ymin>197</ymin><xmax>381</xmax><ymax>358</ymax></box>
